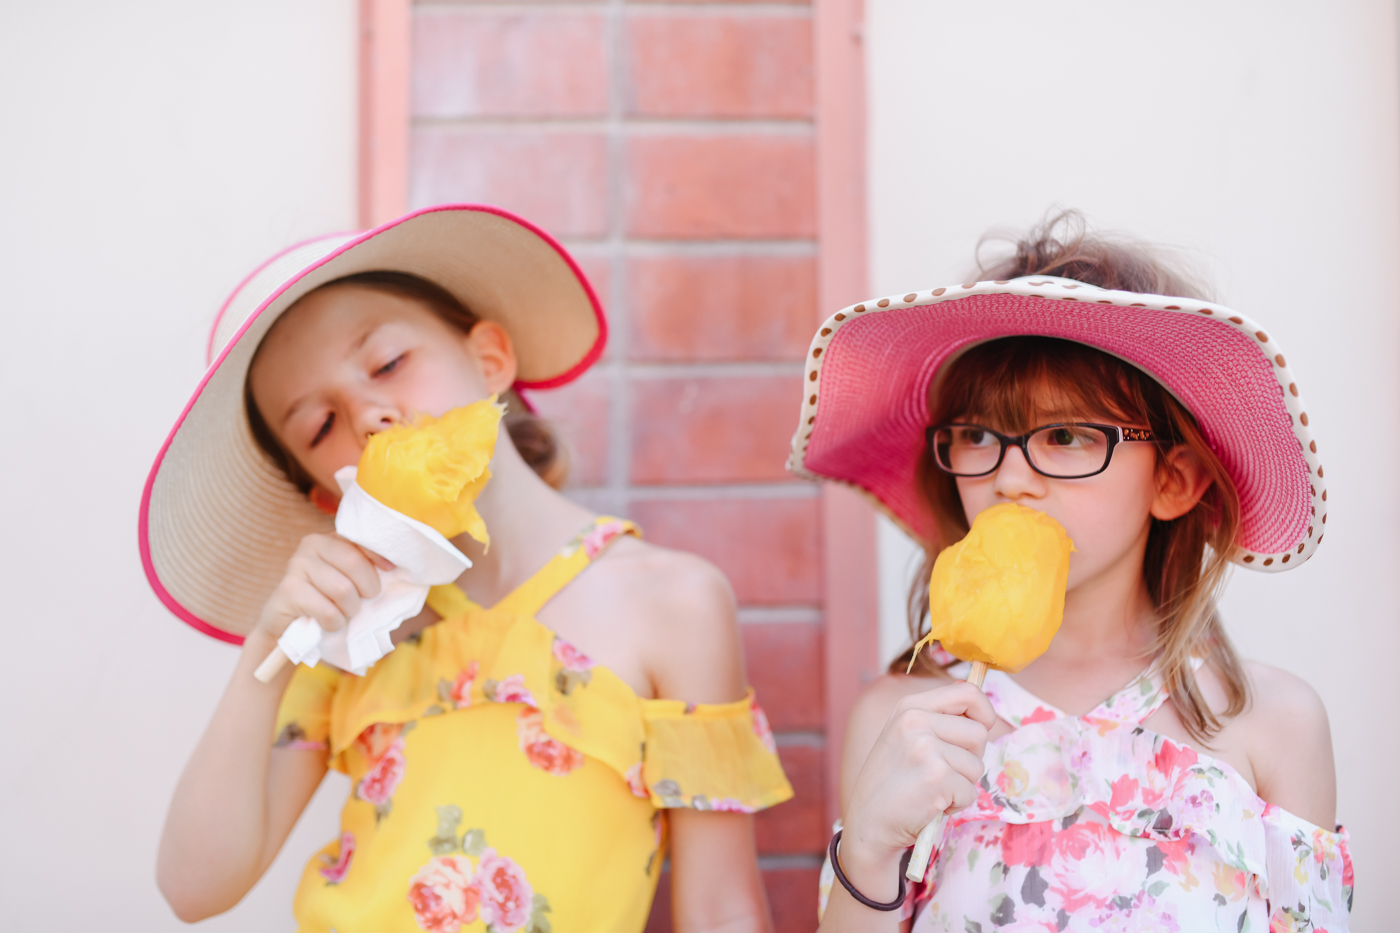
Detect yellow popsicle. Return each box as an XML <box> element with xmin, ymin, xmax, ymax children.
<box><xmin>354</xmin><ymin>396</ymin><xmax>504</xmax><ymax>546</ymax></box>
<box><xmin>911</xmin><ymin>502</ymin><xmax>1075</xmax><ymax>673</ymax></box>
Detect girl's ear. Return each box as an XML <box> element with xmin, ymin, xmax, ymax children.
<box><xmin>1151</xmin><ymin>445</ymin><xmax>1213</xmax><ymax>521</ymax></box>
<box><xmin>464</xmin><ymin>321</ymin><xmax>519</xmax><ymax>395</ymax></box>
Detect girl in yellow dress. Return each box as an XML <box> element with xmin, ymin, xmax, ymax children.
<box><xmin>147</xmin><ymin>205</ymin><xmax>792</xmax><ymax>932</ymax></box>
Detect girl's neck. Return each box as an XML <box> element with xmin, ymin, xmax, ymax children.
<box><xmin>448</xmin><ymin>429</ymin><xmax>595</xmax><ymax>606</ymax></box>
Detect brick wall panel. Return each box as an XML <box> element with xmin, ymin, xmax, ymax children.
<box><xmin>743</xmin><ymin>623</ymin><xmax>823</xmax><ymax>731</ymax></box>
<box><xmin>764</xmin><ymin>867</ymin><xmax>823</xmax><ymax>933</ymax></box>
<box><xmin>411</xmin><ymin>131</ymin><xmax>608</xmax><ymax>237</ymax></box>
<box><xmin>629</xmin><ymin>498</ymin><xmax>819</xmax><ymax>605</ymax></box>
<box><xmin>626</xmin><ymin>136</ymin><xmax>816</xmax><ymax>239</ymax></box>
<box><xmin>755</xmin><ymin>744</ymin><xmax>827</xmax><ymax>854</ymax></box>
<box><xmin>627</xmin><ymin>16</ymin><xmax>812</xmax><ymax>118</ymax></box>
<box><xmin>630</xmin><ymin>375</ymin><xmax>803</xmax><ymax>483</ymax></box>
<box><xmin>414</xmin><ymin>12</ymin><xmax>608</xmax><ymax>117</ymax></box>
<box><xmin>629</xmin><ymin>255</ymin><xmax>816</xmax><ymax>361</ymax></box>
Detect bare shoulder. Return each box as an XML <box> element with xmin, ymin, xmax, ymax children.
<box><xmin>1235</xmin><ymin>660</ymin><xmax>1337</xmax><ymax>827</ymax></box>
<box><xmin>590</xmin><ymin>536</ymin><xmax>744</xmax><ymax>704</ymax></box>
<box><xmin>1237</xmin><ymin>660</ymin><xmax>1331</xmax><ymax>743</ymax></box>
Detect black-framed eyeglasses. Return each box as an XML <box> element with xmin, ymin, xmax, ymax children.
<box><xmin>927</xmin><ymin>423</ymin><xmax>1156</xmax><ymax>479</ymax></box>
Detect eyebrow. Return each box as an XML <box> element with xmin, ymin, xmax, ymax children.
<box><xmin>276</xmin><ymin>322</ymin><xmax>383</xmax><ymax>428</ymax></box>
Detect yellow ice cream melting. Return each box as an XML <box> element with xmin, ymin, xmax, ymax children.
<box><xmin>355</xmin><ymin>396</ymin><xmax>504</xmax><ymax>546</ymax></box>
<box><xmin>910</xmin><ymin>502</ymin><xmax>1075</xmax><ymax>673</ymax></box>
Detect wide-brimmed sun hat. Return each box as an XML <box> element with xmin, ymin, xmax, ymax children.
<box><xmin>788</xmin><ymin>276</ymin><xmax>1325</xmax><ymax>571</ymax></box>
<box><xmin>141</xmin><ymin>204</ymin><xmax>606</xmax><ymax>643</ymax></box>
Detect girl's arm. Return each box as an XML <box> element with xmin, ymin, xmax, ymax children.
<box><xmin>157</xmin><ymin>532</ymin><xmax>389</xmax><ymax>921</ymax></box>
<box><xmin>643</xmin><ymin>550</ymin><xmax>772</xmax><ymax>933</ymax></box>
<box><xmin>157</xmin><ymin>630</ymin><xmax>327</xmax><ymax>920</ymax></box>
<box><xmin>819</xmin><ymin>679</ymin><xmax>995</xmax><ymax>933</ymax></box>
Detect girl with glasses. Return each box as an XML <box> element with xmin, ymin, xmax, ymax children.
<box><xmin>795</xmin><ymin>213</ymin><xmax>1351</xmax><ymax>931</ymax></box>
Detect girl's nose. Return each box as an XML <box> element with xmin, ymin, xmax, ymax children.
<box><xmin>351</xmin><ymin>402</ymin><xmax>401</xmax><ymax>444</ymax></box>
<box><xmin>992</xmin><ymin>445</ymin><xmax>1045</xmax><ymax>501</ymax></box>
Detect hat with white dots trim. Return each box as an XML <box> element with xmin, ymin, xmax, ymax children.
<box><xmin>787</xmin><ymin>276</ymin><xmax>1324</xmax><ymax>571</ymax></box>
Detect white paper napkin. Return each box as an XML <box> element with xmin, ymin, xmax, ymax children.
<box><xmin>277</xmin><ymin>465</ymin><xmax>472</xmax><ymax>675</ymax></box>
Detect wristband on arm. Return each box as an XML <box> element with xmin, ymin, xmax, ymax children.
<box><xmin>827</xmin><ymin>829</ymin><xmax>912</xmax><ymax>912</ymax></box>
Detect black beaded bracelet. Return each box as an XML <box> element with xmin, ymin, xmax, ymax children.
<box><xmin>827</xmin><ymin>829</ymin><xmax>911</xmax><ymax>912</ymax></box>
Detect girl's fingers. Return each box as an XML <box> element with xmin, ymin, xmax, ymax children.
<box><xmin>301</xmin><ymin>562</ymin><xmax>364</xmax><ymax>625</ymax></box>
<box><xmin>901</xmin><ymin>680</ymin><xmax>998</xmax><ymax>730</ymax></box>
<box><xmin>938</xmin><ymin>743</ymin><xmax>988</xmax><ymax>789</ymax></box>
<box><xmin>281</xmin><ymin>579</ymin><xmax>348</xmax><ymax>632</ymax></box>
<box><xmin>306</xmin><ymin>535</ymin><xmax>383</xmax><ymax>600</ymax></box>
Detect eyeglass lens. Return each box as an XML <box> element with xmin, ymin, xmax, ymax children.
<box><xmin>932</xmin><ymin>425</ymin><xmax>1114</xmax><ymax>478</ymax></box>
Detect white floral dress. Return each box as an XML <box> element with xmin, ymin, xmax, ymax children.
<box><xmin>820</xmin><ymin>661</ymin><xmax>1353</xmax><ymax>932</ymax></box>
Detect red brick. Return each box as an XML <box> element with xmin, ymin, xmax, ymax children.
<box><xmin>630</xmin><ymin>376</ymin><xmax>802</xmax><ymax>483</ymax></box>
<box><xmin>414</xmin><ymin>12</ymin><xmax>608</xmax><ymax>117</ymax></box>
<box><xmin>629</xmin><ymin>498</ymin><xmax>819</xmax><ymax>604</ymax></box>
<box><xmin>411</xmin><ymin>131</ymin><xmax>607</xmax><ymax>237</ymax></box>
<box><xmin>765</xmin><ymin>867</ymin><xmax>822</xmax><ymax>933</ymax></box>
<box><xmin>524</xmin><ymin>368</ymin><xmax>610</xmax><ymax>488</ymax></box>
<box><xmin>626</xmin><ymin>136</ymin><xmax>816</xmax><ymax>239</ymax></box>
<box><xmin>629</xmin><ymin>255</ymin><xmax>815</xmax><ymax>361</ymax></box>
<box><xmin>756</xmin><ymin>744</ymin><xmax>827</xmax><ymax>855</ymax></box>
<box><xmin>744</xmin><ymin>623</ymin><xmax>823</xmax><ymax>731</ymax></box>
<box><xmin>643</xmin><ymin>870</ymin><xmax>672</xmax><ymax>933</ymax></box>
<box><xmin>627</xmin><ymin>16</ymin><xmax>812</xmax><ymax>118</ymax></box>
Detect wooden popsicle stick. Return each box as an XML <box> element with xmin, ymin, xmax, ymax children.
<box><xmin>906</xmin><ymin>659</ymin><xmax>989</xmax><ymax>882</ymax></box>
<box><xmin>253</xmin><ymin>646</ymin><xmax>291</xmax><ymax>683</ymax></box>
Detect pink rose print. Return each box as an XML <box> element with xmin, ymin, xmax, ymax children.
<box><xmin>1001</xmin><ymin>820</ymin><xmax>1053</xmax><ymax>867</ymax></box>
<box><xmin>625</xmin><ymin>761</ymin><xmax>648</xmax><ymax>798</ymax></box>
<box><xmin>1021</xmin><ymin>706</ymin><xmax>1058</xmax><ymax>725</ymax></box>
<box><xmin>552</xmin><ymin>637</ymin><xmax>595</xmax><ymax>672</ymax></box>
<box><xmin>450</xmin><ymin>661</ymin><xmax>479</xmax><ymax>709</ymax></box>
<box><xmin>709</xmin><ymin>798</ymin><xmax>757</xmax><ymax>814</ymax></box>
<box><xmin>478</xmin><ymin>848</ymin><xmax>534</xmax><ymax>932</ymax></box>
<box><xmin>358</xmin><ymin>738</ymin><xmax>407</xmax><ymax>807</ymax></box>
<box><xmin>750</xmin><ymin>698</ymin><xmax>777</xmax><ymax>754</ymax></box>
<box><xmin>1108</xmin><ymin>774</ymin><xmax>1141</xmax><ymax>812</ymax></box>
<box><xmin>490</xmin><ymin>674</ymin><xmax>537</xmax><ymax>707</ymax></box>
<box><xmin>1153</xmin><ymin>739</ymin><xmax>1198</xmax><ymax>777</ymax></box>
<box><xmin>408</xmin><ymin>855</ymin><xmax>480</xmax><ymax>933</ymax></box>
<box><xmin>582</xmin><ymin>520</ymin><xmax>628</xmax><ymax>559</ymax></box>
<box><xmin>517</xmin><ymin>708</ymin><xmax>585</xmax><ymax>776</ymax></box>
<box><xmin>319</xmin><ymin>832</ymin><xmax>356</xmax><ymax>884</ymax></box>
<box><xmin>354</xmin><ymin>721</ymin><xmax>403</xmax><ymax>762</ymax></box>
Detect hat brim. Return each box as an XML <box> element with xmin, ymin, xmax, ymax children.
<box><xmin>787</xmin><ymin>278</ymin><xmax>1325</xmax><ymax>571</ymax></box>
<box><xmin>142</xmin><ymin>204</ymin><xmax>606</xmax><ymax>643</ymax></box>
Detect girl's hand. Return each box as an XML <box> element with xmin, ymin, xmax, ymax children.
<box><xmin>840</xmin><ymin>682</ymin><xmax>995</xmax><ymax>869</ymax></box>
<box><xmin>254</xmin><ymin>533</ymin><xmax>394</xmax><ymax>640</ymax></box>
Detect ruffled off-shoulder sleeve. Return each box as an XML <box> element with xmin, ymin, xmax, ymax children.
<box><xmin>273</xmin><ymin>662</ymin><xmax>343</xmax><ymax>753</ymax></box>
<box><xmin>641</xmin><ymin>690</ymin><xmax>793</xmax><ymax>813</ymax></box>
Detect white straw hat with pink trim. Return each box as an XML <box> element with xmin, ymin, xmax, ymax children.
<box><xmin>141</xmin><ymin>204</ymin><xmax>607</xmax><ymax>643</ymax></box>
<box><xmin>787</xmin><ymin>276</ymin><xmax>1325</xmax><ymax>571</ymax></box>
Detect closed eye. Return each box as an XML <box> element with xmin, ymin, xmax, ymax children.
<box><xmin>309</xmin><ymin>412</ymin><xmax>334</xmax><ymax>448</ymax></box>
<box><xmin>374</xmin><ymin>353</ymin><xmax>406</xmax><ymax>377</ymax></box>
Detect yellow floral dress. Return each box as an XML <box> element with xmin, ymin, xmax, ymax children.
<box><xmin>274</xmin><ymin>518</ymin><xmax>793</xmax><ymax>933</ymax></box>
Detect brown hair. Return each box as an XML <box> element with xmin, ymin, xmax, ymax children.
<box><xmin>892</xmin><ymin>211</ymin><xmax>1247</xmax><ymax>744</ymax></box>
<box><xmin>245</xmin><ymin>270</ymin><xmax>570</xmax><ymax>493</ymax></box>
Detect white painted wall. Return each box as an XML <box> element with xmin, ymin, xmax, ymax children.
<box><xmin>0</xmin><ymin>3</ymin><xmax>356</xmax><ymax>926</ymax></box>
<box><xmin>867</xmin><ymin>1</ymin><xmax>1400</xmax><ymax>923</ymax></box>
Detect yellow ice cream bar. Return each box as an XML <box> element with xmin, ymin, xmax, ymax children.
<box><xmin>355</xmin><ymin>397</ymin><xmax>504</xmax><ymax>545</ymax></box>
<box><xmin>913</xmin><ymin>502</ymin><xmax>1075</xmax><ymax>673</ymax></box>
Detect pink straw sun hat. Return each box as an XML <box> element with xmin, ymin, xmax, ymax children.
<box><xmin>787</xmin><ymin>276</ymin><xmax>1325</xmax><ymax>571</ymax></box>
<box><xmin>141</xmin><ymin>204</ymin><xmax>606</xmax><ymax>644</ymax></box>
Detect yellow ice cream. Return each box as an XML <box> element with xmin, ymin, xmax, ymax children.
<box><xmin>355</xmin><ymin>397</ymin><xmax>504</xmax><ymax>546</ymax></box>
<box><xmin>911</xmin><ymin>502</ymin><xmax>1075</xmax><ymax>673</ymax></box>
